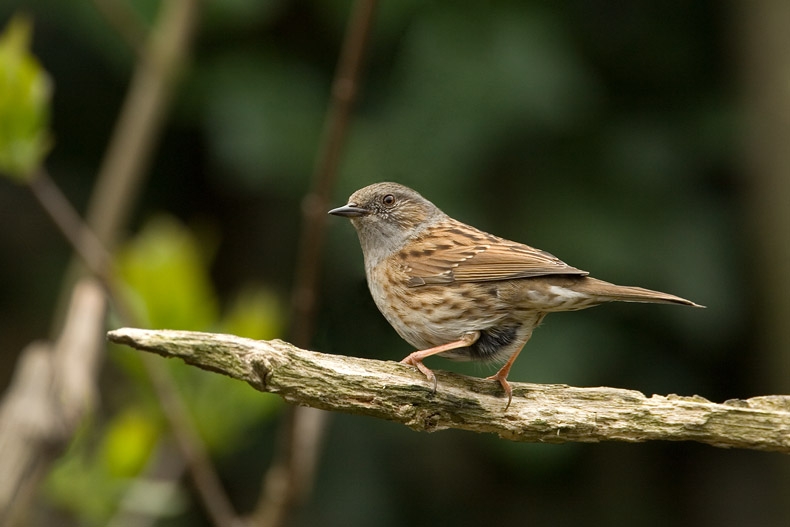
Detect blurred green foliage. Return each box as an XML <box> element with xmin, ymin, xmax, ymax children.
<box><xmin>46</xmin><ymin>423</ymin><xmax>138</xmax><ymax>523</ymax></box>
<box><xmin>0</xmin><ymin>1</ymin><xmax>784</xmax><ymax>526</ymax></box>
<box><xmin>116</xmin><ymin>215</ymin><xmax>219</xmax><ymax>330</ymax></box>
<box><xmin>101</xmin><ymin>408</ymin><xmax>161</xmax><ymax>478</ymax></box>
<box><xmin>46</xmin><ymin>213</ymin><xmax>284</xmax><ymax>524</ymax></box>
<box><xmin>0</xmin><ymin>15</ymin><xmax>51</xmax><ymax>180</ymax></box>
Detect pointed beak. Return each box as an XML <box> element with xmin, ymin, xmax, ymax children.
<box><xmin>328</xmin><ymin>203</ymin><xmax>369</xmax><ymax>218</ymax></box>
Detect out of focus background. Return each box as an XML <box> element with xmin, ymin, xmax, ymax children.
<box><xmin>1</xmin><ymin>1</ymin><xmax>788</xmax><ymax>526</ymax></box>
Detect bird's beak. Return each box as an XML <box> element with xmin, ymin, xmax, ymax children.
<box><xmin>328</xmin><ymin>203</ymin><xmax>369</xmax><ymax>218</ymax></box>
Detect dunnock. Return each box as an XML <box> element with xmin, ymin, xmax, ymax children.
<box><xmin>329</xmin><ymin>182</ymin><xmax>702</xmax><ymax>408</ymax></box>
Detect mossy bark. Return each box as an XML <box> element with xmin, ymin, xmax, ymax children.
<box><xmin>108</xmin><ymin>328</ymin><xmax>790</xmax><ymax>453</ymax></box>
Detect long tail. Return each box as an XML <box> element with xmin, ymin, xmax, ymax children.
<box><xmin>576</xmin><ymin>277</ymin><xmax>704</xmax><ymax>308</ymax></box>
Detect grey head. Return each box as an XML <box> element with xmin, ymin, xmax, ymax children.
<box><xmin>328</xmin><ymin>182</ymin><xmax>446</xmax><ymax>265</ymax></box>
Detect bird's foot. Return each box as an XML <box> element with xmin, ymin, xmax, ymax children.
<box><xmin>400</xmin><ymin>354</ymin><xmax>438</xmax><ymax>392</ymax></box>
<box><xmin>485</xmin><ymin>371</ymin><xmax>513</xmax><ymax>410</ymax></box>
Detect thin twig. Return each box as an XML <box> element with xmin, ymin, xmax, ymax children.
<box><xmin>256</xmin><ymin>1</ymin><xmax>378</xmax><ymax>525</ymax></box>
<box><xmin>90</xmin><ymin>0</ymin><xmax>149</xmax><ymax>55</ymax></box>
<box><xmin>139</xmin><ymin>354</ymin><xmax>243</xmax><ymax>527</ymax></box>
<box><xmin>37</xmin><ymin>1</ymin><xmax>240</xmax><ymax>525</ymax></box>
<box><xmin>84</xmin><ymin>0</ymin><xmax>194</xmax><ymax>248</ymax></box>
<box><xmin>289</xmin><ymin>0</ymin><xmax>379</xmax><ymax>346</ymax></box>
<box><xmin>83</xmin><ymin>2</ymin><xmax>243</xmax><ymax>525</ymax></box>
<box><xmin>28</xmin><ymin>169</ymin><xmax>140</xmax><ymax>324</ymax></box>
<box><xmin>736</xmin><ymin>0</ymin><xmax>790</xmax><ymax>395</ymax></box>
<box><xmin>29</xmin><ymin>169</ymin><xmax>112</xmax><ymax>279</ymax></box>
<box><xmin>108</xmin><ymin>328</ymin><xmax>790</xmax><ymax>454</ymax></box>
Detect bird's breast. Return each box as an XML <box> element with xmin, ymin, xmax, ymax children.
<box><xmin>365</xmin><ymin>261</ymin><xmax>514</xmax><ymax>351</ymax></box>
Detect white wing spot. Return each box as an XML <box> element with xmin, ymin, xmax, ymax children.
<box><xmin>548</xmin><ymin>285</ymin><xmax>587</xmax><ymax>300</ymax></box>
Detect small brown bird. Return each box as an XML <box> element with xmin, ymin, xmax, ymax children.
<box><xmin>329</xmin><ymin>182</ymin><xmax>702</xmax><ymax>408</ymax></box>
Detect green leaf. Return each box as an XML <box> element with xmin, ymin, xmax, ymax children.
<box><xmin>45</xmin><ymin>421</ymin><xmax>128</xmax><ymax>523</ymax></box>
<box><xmin>116</xmin><ymin>215</ymin><xmax>219</xmax><ymax>330</ymax></box>
<box><xmin>219</xmin><ymin>285</ymin><xmax>284</xmax><ymax>340</ymax></box>
<box><xmin>0</xmin><ymin>15</ymin><xmax>52</xmax><ymax>181</ymax></box>
<box><xmin>101</xmin><ymin>408</ymin><xmax>160</xmax><ymax>478</ymax></box>
<box><xmin>184</xmin><ymin>369</ymin><xmax>283</xmax><ymax>453</ymax></box>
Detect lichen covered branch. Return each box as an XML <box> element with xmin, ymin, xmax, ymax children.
<box><xmin>107</xmin><ymin>328</ymin><xmax>790</xmax><ymax>454</ymax></box>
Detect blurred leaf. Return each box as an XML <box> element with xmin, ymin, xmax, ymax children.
<box><xmin>219</xmin><ymin>285</ymin><xmax>284</xmax><ymax>340</ymax></box>
<box><xmin>115</xmin><ymin>217</ymin><xmax>286</xmax><ymax>453</ymax></box>
<box><xmin>101</xmin><ymin>407</ymin><xmax>160</xmax><ymax>478</ymax></box>
<box><xmin>182</xmin><ymin>368</ymin><xmax>283</xmax><ymax>453</ymax></box>
<box><xmin>46</xmin><ymin>409</ymin><xmax>173</xmax><ymax>524</ymax></box>
<box><xmin>46</xmin><ymin>422</ymin><xmax>128</xmax><ymax>523</ymax></box>
<box><xmin>116</xmin><ymin>215</ymin><xmax>218</xmax><ymax>330</ymax></box>
<box><xmin>0</xmin><ymin>14</ymin><xmax>52</xmax><ymax>181</ymax></box>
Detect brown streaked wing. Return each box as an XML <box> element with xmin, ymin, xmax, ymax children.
<box><xmin>401</xmin><ymin>222</ymin><xmax>588</xmax><ymax>287</ymax></box>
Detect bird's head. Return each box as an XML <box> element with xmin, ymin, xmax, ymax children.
<box><xmin>329</xmin><ymin>182</ymin><xmax>444</xmax><ymax>262</ymax></box>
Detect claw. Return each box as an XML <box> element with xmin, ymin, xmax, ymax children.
<box><xmin>401</xmin><ymin>354</ymin><xmax>438</xmax><ymax>392</ymax></box>
<box><xmin>485</xmin><ymin>372</ymin><xmax>513</xmax><ymax>410</ymax></box>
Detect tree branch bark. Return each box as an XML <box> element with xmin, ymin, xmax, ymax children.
<box><xmin>107</xmin><ymin>328</ymin><xmax>790</xmax><ymax>454</ymax></box>
<box><xmin>0</xmin><ymin>279</ymin><xmax>106</xmax><ymax>524</ymax></box>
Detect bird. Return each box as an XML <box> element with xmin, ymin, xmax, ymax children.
<box><xmin>329</xmin><ymin>182</ymin><xmax>703</xmax><ymax>408</ymax></box>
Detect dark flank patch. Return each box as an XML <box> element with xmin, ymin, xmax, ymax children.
<box><xmin>486</xmin><ymin>286</ymin><xmax>499</xmax><ymax>297</ymax></box>
<box><xmin>434</xmin><ymin>244</ymin><xmax>453</xmax><ymax>250</ymax></box>
<box><xmin>469</xmin><ymin>325</ymin><xmax>518</xmax><ymax>361</ymax></box>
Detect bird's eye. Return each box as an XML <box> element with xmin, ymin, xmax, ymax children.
<box><xmin>382</xmin><ymin>194</ymin><xmax>396</xmax><ymax>206</ymax></box>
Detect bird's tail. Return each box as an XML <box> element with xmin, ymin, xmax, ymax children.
<box><xmin>578</xmin><ymin>277</ymin><xmax>704</xmax><ymax>308</ymax></box>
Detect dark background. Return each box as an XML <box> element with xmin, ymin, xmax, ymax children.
<box><xmin>1</xmin><ymin>1</ymin><xmax>788</xmax><ymax>526</ymax></box>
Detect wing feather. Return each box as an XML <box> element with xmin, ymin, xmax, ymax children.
<box><xmin>398</xmin><ymin>221</ymin><xmax>588</xmax><ymax>287</ymax></box>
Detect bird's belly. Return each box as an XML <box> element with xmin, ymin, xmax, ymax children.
<box><xmin>366</xmin><ymin>270</ymin><xmax>509</xmax><ymax>350</ymax></box>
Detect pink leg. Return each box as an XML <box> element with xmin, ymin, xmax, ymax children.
<box><xmin>401</xmin><ymin>332</ymin><xmax>480</xmax><ymax>391</ymax></box>
<box><xmin>485</xmin><ymin>342</ymin><xmax>527</xmax><ymax>410</ymax></box>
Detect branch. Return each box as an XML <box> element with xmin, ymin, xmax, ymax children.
<box><xmin>90</xmin><ymin>0</ymin><xmax>149</xmax><ymax>55</ymax></box>
<box><xmin>107</xmin><ymin>328</ymin><xmax>790</xmax><ymax>454</ymax></box>
<box><xmin>263</xmin><ymin>1</ymin><xmax>378</xmax><ymax>524</ymax></box>
<box><xmin>0</xmin><ymin>279</ymin><xmax>106</xmax><ymax>524</ymax></box>
<box><xmin>85</xmin><ymin>0</ymin><xmax>197</xmax><ymax>248</ymax></box>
